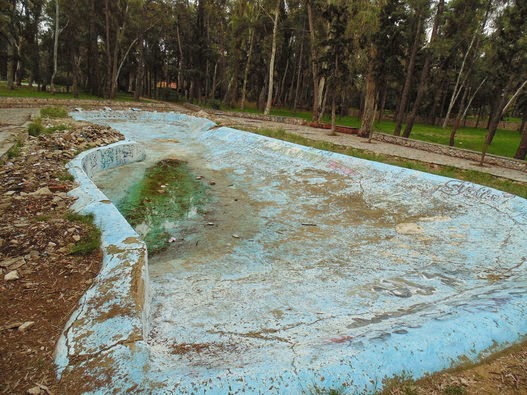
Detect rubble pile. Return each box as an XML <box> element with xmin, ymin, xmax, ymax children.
<box><xmin>0</xmin><ymin>120</ymin><xmax>123</xmax><ymax>394</ymax></box>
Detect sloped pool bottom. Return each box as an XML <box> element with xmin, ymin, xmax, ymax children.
<box><xmin>80</xmin><ymin>110</ymin><xmax>527</xmax><ymax>394</ymax></box>
<box><xmin>116</xmin><ymin>159</ymin><xmax>209</xmax><ymax>254</ymax></box>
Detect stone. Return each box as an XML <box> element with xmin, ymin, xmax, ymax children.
<box><xmin>32</xmin><ymin>187</ymin><xmax>52</xmax><ymax>196</ymax></box>
<box><xmin>7</xmin><ymin>259</ymin><xmax>26</xmax><ymax>271</ymax></box>
<box><xmin>4</xmin><ymin>270</ymin><xmax>20</xmax><ymax>281</ymax></box>
<box><xmin>18</xmin><ymin>321</ymin><xmax>35</xmax><ymax>332</ymax></box>
<box><xmin>0</xmin><ymin>256</ymin><xmax>25</xmax><ymax>268</ymax></box>
<box><xmin>27</xmin><ymin>386</ymin><xmax>41</xmax><ymax>394</ymax></box>
<box><xmin>72</xmin><ymin>235</ymin><xmax>81</xmax><ymax>242</ymax></box>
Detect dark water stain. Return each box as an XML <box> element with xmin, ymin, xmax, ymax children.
<box><xmin>117</xmin><ymin>159</ymin><xmax>208</xmax><ymax>254</ymax></box>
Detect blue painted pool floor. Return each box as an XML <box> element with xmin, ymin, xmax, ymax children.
<box><xmin>82</xmin><ymin>110</ymin><xmax>527</xmax><ymax>394</ymax></box>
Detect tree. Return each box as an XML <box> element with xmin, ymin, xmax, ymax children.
<box><xmin>264</xmin><ymin>0</ymin><xmax>282</xmax><ymax>115</ymax></box>
<box><xmin>319</xmin><ymin>2</ymin><xmax>350</xmax><ymax>133</ymax></box>
<box><xmin>402</xmin><ymin>0</ymin><xmax>445</xmax><ymax>138</ymax></box>
<box><xmin>393</xmin><ymin>0</ymin><xmax>429</xmax><ymax>136</ymax></box>
<box><xmin>479</xmin><ymin>0</ymin><xmax>527</xmax><ymax>164</ymax></box>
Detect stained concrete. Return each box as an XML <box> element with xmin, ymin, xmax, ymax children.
<box><xmin>65</xmin><ymin>110</ymin><xmax>527</xmax><ymax>394</ymax></box>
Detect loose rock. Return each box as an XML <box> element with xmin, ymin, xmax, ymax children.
<box><xmin>4</xmin><ymin>270</ymin><xmax>20</xmax><ymax>281</ymax></box>
<box><xmin>18</xmin><ymin>321</ymin><xmax>35</xmax><ymax>332</ymax></box>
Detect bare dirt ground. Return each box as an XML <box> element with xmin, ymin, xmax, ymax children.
<box><xmin>0</xmin><ymin>113</ymin><xmax>123</xmax><ymax>394</ymax></box>
<box><xmin>0</xmin><ymin>102</ymin><xmax>525</xmax><ymax>394</ymax></box>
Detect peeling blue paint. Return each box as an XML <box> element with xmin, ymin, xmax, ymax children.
<box><xmin>60</xmin><ymin>110</ymin><xmax>527</xmax><ymax>394</ymax></box>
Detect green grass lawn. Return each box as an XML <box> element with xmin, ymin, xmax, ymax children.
<box><xmin>0</xmin><ymin>82</ymin><xmax>137</xmax><ymax>102</ymax></box>
<box><xmin>228</xmin><ymin>105</ymin><xmax>522</xmax><ymax>159</ymax></box>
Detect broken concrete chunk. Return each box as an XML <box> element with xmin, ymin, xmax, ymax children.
<box><xmin>4</xmin><ymin>270</ymin><xmax>20</xmax><ymax>281</ymax></box>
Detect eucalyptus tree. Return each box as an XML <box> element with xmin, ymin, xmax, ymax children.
<box><xmin>318</xmin><ymin>1</ymin><xmax>350</xmax><ymax>132</ymax></box>
<box><xmin>1</xmin><ymin>0</ymin><xmax>22</xmax><ymax>89</ymax></box>
<box><xmin>440</xmin><ymin>0</ymin><xmax>490</xmax><ymax>128</ymax></box>
<box><xmin>263</xmin><ymin>0</ymin><xmax>283</xmax><ymax>115</ymax></box>
<box><xmin>345</xmin><ymin>0</ymin><xmax>385</xmax><ymax>138</ymax></box>
<box><xmin>480</xmin><ymin>0</ymin><xmax>527</xmax><ymax>164</ymax></box>
<box><xmin>393</xmin><ymin>0</ymin><xmax>430</xmax><ymax>136</ymax></box>
<box><xmin>402</xmin><ymin>0</ymin><xmax>445</xmax><ymax>138</ymax></box>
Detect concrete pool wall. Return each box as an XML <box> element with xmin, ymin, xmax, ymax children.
<box><xmin>55</xmin><ymin>140</ymin><xmax>152</xmax><ymax>390</ymax></box>
<box><xmin>56</xmin><ymin>110</ymin><xmax>527</xmax><ymax>394</ymax></box>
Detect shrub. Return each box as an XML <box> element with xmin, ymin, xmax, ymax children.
<box><xmin>28</xmin><ymin>119</ymin><xmax>45</xmax><ymax>136</ymax></box>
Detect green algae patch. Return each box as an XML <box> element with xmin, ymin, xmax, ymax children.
<box><xmin>117</xmin><ymin>159</ymin><xmax>208</xmax><ymax>254</ymax></box>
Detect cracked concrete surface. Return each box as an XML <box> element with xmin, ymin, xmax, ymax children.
<box><xmin>69</xmin><ymin>110</ymin><xmax>527</xmax><ymax>394</ymax></box>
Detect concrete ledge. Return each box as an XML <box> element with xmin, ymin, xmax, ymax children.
<box><xmin>55</xmin><ymin>141</ymin><xmax>151</xmax><ymax>390</ymax></box>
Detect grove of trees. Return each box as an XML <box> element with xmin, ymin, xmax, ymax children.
<box><xmin>1</xmin><ymin>0</ymin><xmax>527</xmax><ymax>158</ymax></box>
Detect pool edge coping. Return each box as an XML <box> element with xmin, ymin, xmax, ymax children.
<box><xmin>54</xmin><ymin>140</ymin><xmax>152</xmax><ymax>391</ymax></box>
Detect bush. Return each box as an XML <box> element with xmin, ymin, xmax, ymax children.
<box><xmin>40</xmin><ymin>106</ymin><xmax>69</xmax><ymax>118</ymax></box>
<box><xmin>27</xmin><ymin>119</ymin><xmax>45</xmax><ymax>136</ymax></box>
<box><xmin>6</xmin><ymin>139</ymin><xmax>22</xmax><ymax>158</ymax></box>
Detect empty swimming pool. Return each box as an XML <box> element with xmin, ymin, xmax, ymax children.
<box><xmin>65</xmin><ymin>110</ymin><xmax>527</xmax><ymax>394</ymax></box>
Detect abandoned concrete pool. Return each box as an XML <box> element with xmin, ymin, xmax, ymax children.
<box><xmin>55</xmin><ymin>110</ymin><xmax>527</xmax><ymax>394</ymax></box>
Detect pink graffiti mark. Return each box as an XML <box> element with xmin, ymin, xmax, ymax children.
<box><xmin>327</xmin><ymin>161</ymin><xmax>354</xmax><ymax>176</ymax></box>
<box><xmin>329</xmin><ymin>335</ymin><xmax>354</xmax><ymax>344</ymax></box>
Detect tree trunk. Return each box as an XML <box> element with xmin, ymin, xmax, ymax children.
<box><xmin>240</xmin><ymin>28</ymin><xmax>255</xmax><ymax>110</ymax></box>
<box><xmin>307</xmin><ymin>0</ymin><xmax>320</xmax><ymax>121</ymax></box>
<box><xmin>514</xmin><ymin>114</ymin><xmax>527</xmax><ymax>160</ymax></box>
<box><xmin>475</xmin><ymin>106</ymin><xmax>482</xmax><ymax>128</ymax></box>
<box><xmin>176</xmin><ymin>22</ymin><xmax>184</xmax><ymax>92</ymax></box>
<box><xmin>377</xmin><ymin>81</ymin><xmax>387</xmax><ymax>122</ymax></box>
<box><xmin>51</xmin><ymin>0</ymin><xmax>60</xmax><ymax>94</ymax></box>
<box><xmin>104</xmin><ymin>0</ymin><xmax>113</xmax><ymax>98</ymax></box>
<box><xmin>360</xmin><ymin>46</ymin><xmax>377</xmax><ymax>140</ymax></box>
<box><xmin>449</xmin><ymin>77</ymin><xmax>486</xmax><ymax>146</ymax></box>
<box><xmin>330</xmin><ymin>95</ymin><xmax>336</xmax><ymax>134</ymax></box>
<box><xmin>293</xmin><ymin>37</ymin><xmax>304</xmax><ymax>110</ymax></box>
<box><xmin>448</xmin><ymin>86</ymin><xmax>469</xmax><ymax>146</ymax></box>
<box><xmin>134</xmin><ymin>2</ymin><xmax>146</xmax><ymax>101</ymax></box>
<box><xmin>394</xmin><ymin>8</ymin><xmax>423</xmax><ymax>136</ymax></box>
<box><xmin>276</xmin><ymin>58</ymin><xmax>289</xmax><ymax>106</ymax></box>
<box><xmin>7</xmin><ymin>39</ymin><xmax>15</xmax><ymax>90</ymax></box>
<box><xmin>210</xmin><ymin>62</ymin><xmax>218</xmax><ymax>99</ymax></box>
<box><xmin>72</xmin><ymin>54</ymin><xmax>81</xmax><ymax>98</ymax></box>
<box><xmin>316</xmin><ymin>78</ymin><xmax>326</xmax><ymax>122</ymax></box>
<box><xmin>480</xmin><ymin>78</ymin><xmax>524</xmax><ymax>164</ymax></box>
<box><xmin>264</xmin><ymin>0</ymin><xmax>281</xmax><ymax>116</ymax></box>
